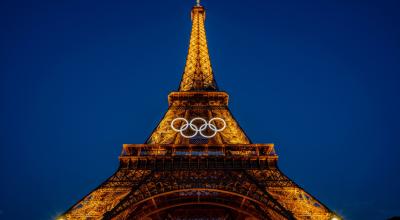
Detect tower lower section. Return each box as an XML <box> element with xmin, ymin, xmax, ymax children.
<box><xmin>60</xmin><ymin>144</ymin><xmax>335</xmax><ymax>220</ymax></box>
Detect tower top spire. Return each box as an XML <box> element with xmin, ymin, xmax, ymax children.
<box><xmin>179</xmin><ymin>0</ymin><xmax>217</xmax><ymax>91</ymax></box>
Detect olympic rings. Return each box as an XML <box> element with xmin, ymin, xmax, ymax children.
<box><xmin>170</xmin><ymin>117</ymin><xmax>226</xmax><ymax>138</ymax></box>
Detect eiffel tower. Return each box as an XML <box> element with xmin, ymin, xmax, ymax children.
<box><xmin>59</xmin><ymin>2</ymin><xmax>340</xmax><ymax>220</ymax></box>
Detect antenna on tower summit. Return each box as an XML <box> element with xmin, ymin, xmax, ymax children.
<box><xmin>196</xmin><ymin>0</ymin><xmax>201</xmax><ymax>6</ymax></box>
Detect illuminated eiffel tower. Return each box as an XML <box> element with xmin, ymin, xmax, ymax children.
<box><xmin>59</xmin><ymin>1</ymin><xmax>340</xmax><ymax>220</ymax></box>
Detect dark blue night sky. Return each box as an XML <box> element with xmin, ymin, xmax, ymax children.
<box><xmin>1</xmin><ymin>0</ymin><xmax>399</xmax><ymax>219</ymax></box>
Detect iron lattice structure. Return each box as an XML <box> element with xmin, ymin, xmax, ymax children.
<box><xmin>60</xmin><ymin>4</ymin><xmax>338</xmax><ymax>220</ymax></box>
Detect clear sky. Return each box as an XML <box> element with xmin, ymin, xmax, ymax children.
<box><xmin>1</xmin><ymin>0</ymin><xmax>399</xmax><ymax>219</ymax></box>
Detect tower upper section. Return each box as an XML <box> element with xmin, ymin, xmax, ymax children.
<box><xmin>145</xmin><ymin>3</ymin><xmax>250</xmax><ymax>145</ymax></box>
<box><xmin>179</xmin><ymin>5</ymin><xmax>218</xmax><ymax>91</ymax></box>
